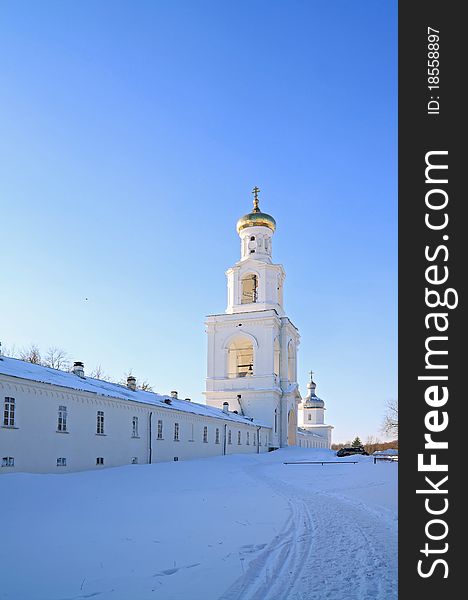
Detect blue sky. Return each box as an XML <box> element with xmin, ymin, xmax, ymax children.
<box><xmin>0</xmin><ymin>0</ymin><xmax>397</xmax><ymax>442</ymax></box>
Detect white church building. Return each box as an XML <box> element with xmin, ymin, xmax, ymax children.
<box><xmin>0</xmin><ymin>190</ymin><xmax>333</xmax><ymax>473</ymax></box>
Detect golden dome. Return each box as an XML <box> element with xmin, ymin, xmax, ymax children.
<box><xmin>236</xmin><ymin>187</ymin><xmax>276</xmax><ymax>234</ymax></box>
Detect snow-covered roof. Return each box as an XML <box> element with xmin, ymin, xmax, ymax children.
<box><xmin>0</xmin><ymin>356</ymin><xmax>270</xmax><ymax>428</ymax></box>
<box><xmin>297</xmin><ymin>428</ymin><xmax>324</xmax><ymax>438</ymax></box>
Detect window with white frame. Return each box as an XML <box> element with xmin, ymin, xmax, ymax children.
<box><xmin>237</xmin><ymin>431</ymin><xmax>241</xmax><ymax>445</ymax></box>
<box><xmin>3</xmin><ymin>397</ymin><xmax>15</xmax><ymax>427</ymax></box>
<box><xmin>96</xmin><ymin>457</ymin><xmax>104</xmax><ymax>465</ymax></box>
<box><xmin>203</xmin><ymin>426</ymin><xmax>208</xmax><ymax>443</ymax></box>
<box><xmin>215</xmin><ymin>428</ymin><xmax>220</xmax><ymax>444</ymax></box>
<box><xmin>308</xmin><ymin>413</ymin><xmax>311</xmax><ymax>421</ymax></box>
<box><xmin>132</xmin><ymin>416</ymin><xmax>139</xmax><ymax>437</ymax></box>
<box><xmin>157</xmin><ymin>419</ymin><xmax>163</xmax><ymax>439</ymax></box>
<box><xmin>246</xmin><ymin>431</ymin><xmax>250</xmax><ymax>445</ymax></box>
<box><xmin>1</xmin><ymin>457</ymin><xmax>14</xmax><ymax>467</ymax></box>
<box><xmin>57</xmin><ymin>457</ymin><xmax>67</xmax><ymax>467</ymax></box>
<box><xmin>228</xmin><ymin>430</ymin><xmax>232</xmax><ymax>444</ymax></box>
<box><xmin>57</xmin><ymin>405</ymin><xmax>67</xmax><ymax>432</ymax></box>
<box><xmin>174</xmin><ymin>422</ymin><xmax>180</xmax><ymax>441</ymax></box>
<box><xmin>96</xmin><ymin>411</ymin><xmax>104</xmax><ymax>434</ymax></box>
<box><xmin>253</xmin><ymin>433</ymin><xmax>256</xmax><ymax>446</ymax></box>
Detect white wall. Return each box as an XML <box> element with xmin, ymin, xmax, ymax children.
<box><xmin>0</xmin><ymin>376</ymin><xmax>270</xmax><ymax>474</ymax></box>
<box><xmin>296</xmin><ymin>431</ymin><xmax>331</xmax><ymax>449</ymax></box>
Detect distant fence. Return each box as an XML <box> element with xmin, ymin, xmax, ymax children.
<box><xmin>373</xmin><ymin>455</ymin><xmax>398</xmax><ymax>464</ymax></box>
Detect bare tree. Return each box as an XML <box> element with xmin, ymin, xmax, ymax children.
<box><xmin>19</xmin><ymin>344</ymin><xmax>42</xmax><ymax>364</ymax></box>
<box><xmin>139</xmin><ymin>380</ymin><xmax>153</xmax><ymax>392</ymax></box>
<box><xmin>0</xmin><ymin>343</ymin><xmax>18</xmax><ymax>358</ymax></box>
<box><xmin>364</xmin><ymin>435</ymin><xmax>382</xmax><ymax>455</ymax></box>
<box><xmin>382</xmin><ymin>398</ymin><xmax>398</xmax><ymax>437</ymax></box>
<box><xmin>89</xmin><ymin>365</ymin><xmax>112</xmax><ymax>382</ymax></box>
<box><xmin>43</xmin><ymin>347</ymin><xmax>70</xmax><ymax>371</ymax></box>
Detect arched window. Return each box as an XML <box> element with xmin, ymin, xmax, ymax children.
<box><xmin>227</xmin><ymin>337</ymin><xmax>254</xmax><ymax>378</ymax></box>
<box><xmin>287</xmin><ymin>341</ymin><xmax>296</xmax><ymax>382</ymax></box>
<box><xmin>241</xmin><ymin>273</ymin><xmax>258</xmax><ymax>304</ymax></box>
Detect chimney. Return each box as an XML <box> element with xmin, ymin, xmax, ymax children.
<box><xmin>72</xmin><ymin>361</ymin><xmax>85</xmax><ymax>378</ymax></box>
<box><xmin>170</xmin><ymin>391</ymin><xmax>178</xmax><ymax>399</ymax></box>
<box><xmin>223</xmin><ymin>402</ymin><xmax>229</xmax><ymax>414</ymax></box>
<box><xmin>127</xmin><ymin>376</ymin><xmax>137</xmax><ymax>391</ymax></box>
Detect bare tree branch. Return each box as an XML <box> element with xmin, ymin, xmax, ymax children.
<box><xmin>43</xmin><ymin>347</ymin><xmax>70</xmax><ymax>371</ymax></box>
<box><xmin>89</xmin><ymin>365</ymin><xmax>112</xmax><ymax>382</ymax></box>
<box><xmin>382</xmin><ymin>398</ymin><xmax>398</xmax><ymax>437</ymax></box>
<box><xmin>139</xmin><ymin>380</ymin><xmax>153</xmax><ymax>392</ymax></box>
<box><xmin>0</xmin><ymin>343</ymin><xmax>18</xmax><ymax>358</ymax></box>
<box><xmin>19</xmin><ymin>344</ymin><xmax>42</xmax><ymax>364</ymax></box>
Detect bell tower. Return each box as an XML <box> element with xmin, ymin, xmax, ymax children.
<box><xmin>204</xmin><ymin>188</ymin><xmax>301</xmax><ymax>448</ymax></box>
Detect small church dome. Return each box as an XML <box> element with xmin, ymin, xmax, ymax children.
<box><xmin>236</xmin><ymin>187</ymin><xmax>276</xmax><ymax>233</ymax></box>
<box><xmin>303</xmin><ymin>396</ymin><xmax>325</xmax><ymax>408</ymax></box>
<box><xmin>303</xmin><ymin>371</ymin><xmax>325</xmax><ymax>408</ymax></box>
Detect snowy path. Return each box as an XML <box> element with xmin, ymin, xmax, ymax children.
<box><xmin>220</xmin><ymin>461</ymin><xmax>397</xmax><ymax>600</ymax></box>
<box><xmin>0</xmin><ymin>449</ymin><xmax>397</xmax><ymax>600</ymax></box>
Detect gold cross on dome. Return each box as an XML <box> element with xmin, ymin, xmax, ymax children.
<box><xmin>252</xmin><ymin>186</ymin><xmax>260</xmax><ymax>211</ymax></box>
<box><xmin>309</xmin><ymin>370</ymin><xmax>315</xmax><ymax>381</ymax></box>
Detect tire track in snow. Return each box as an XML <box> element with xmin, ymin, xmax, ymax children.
<box><xmin>219</xmin><ymin>464</ymin><xmax>397</xmax><ymax>600</ymax></box>
<box><xmin>219</xmin><ymin>496</ymin><xmax>315</xmax><ymax>600</ymax></box>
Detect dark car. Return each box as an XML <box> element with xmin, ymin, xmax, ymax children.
<box><xmin>336</xmin><ymin>446</ymin><xmax>369</xmax><ymax>457</ymax></box>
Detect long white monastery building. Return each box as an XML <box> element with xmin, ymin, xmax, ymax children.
<box><xmin>0</xmin><ymin>190</ymin><xmax>333</xmax><ymax>473</ymax></box>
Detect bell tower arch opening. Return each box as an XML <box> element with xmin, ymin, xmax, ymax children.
<box><xmin>226</xmin><ymin>335</ymin><xmax>255</xmax><ymax>378</ymax></box>
<box><xmin>241</xmin><ymin>273</ymin><xmax>258</xmax><ymax>304</ymax></box>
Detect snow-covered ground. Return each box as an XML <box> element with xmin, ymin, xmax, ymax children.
<box><xmin>0</xmin><ymin>448</ymin><xmax>397</xmax><ymax>600</ymax></box>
